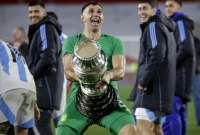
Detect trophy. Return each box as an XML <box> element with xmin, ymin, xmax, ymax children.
<box><xmin>73</xmin><ymin>39</ymin><xmax>118</xmax><ymax>119</ymax></box>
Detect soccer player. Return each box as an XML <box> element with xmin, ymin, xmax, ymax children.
<box><xmin>0</xmin><ymin>40</ymin><xmax>37</xmax><ymax>135</ymax></box>
<box><xmin>56</xmin><ymin>1</ymin><xmax>137</xmax><ymax>135</ymax></box>
<box><xmin>129</xmin><ymin>0</ymin><xmax>176</xmax><ymax>134</ymax></box>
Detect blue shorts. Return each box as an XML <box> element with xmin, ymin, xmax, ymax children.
<box><xmin>162</xmin><ymin>96</ymin><xmax>187</xmax><ymax>135</ymax></box>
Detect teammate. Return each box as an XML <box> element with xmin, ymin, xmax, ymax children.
<box><xmin>163</xmin><ymin>0</ymin><xmax>195</xmax><ymax>135</ymax></box>
<box><xmin>27</xmin><ymin>0</ymin><xmax>64</xmax><ymax>134</ymax></box>
<box><xmin>0</xmin><ymin>40</ymin><xmax>37</xmax><ymax>135</ymax></box>
<box><xmin>129</xmin><ymin>0</ymin><xmax>176</xmax><ymax>134</ymax></box>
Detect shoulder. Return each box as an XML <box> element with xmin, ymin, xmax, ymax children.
<box><xmin>147</xmin><ymin>21</ymin><xmax>167</xmax><ymax>36</ymax></box>
<box><xmin>146</xmin><ymin>21</ymin><xmax>160</xmax><ymax>35</ymax></box>
<box><xmin>0</xmin><ymin>40</ymin><xmax>14</xmax><ymax>61</ymax></box>
<box><xmin>37</xmin><ymin>23</ymin><xmax>57</xmax><ymax>34</ymax></box>
<box><xmin>0</xmin><ymin>40</ymin><xmax>8</xmax><ymax>48</ymax></box>
<box><xmin>67</xmin><ymin>33</ymin><xmax>82</xmax><ymax>40</ymax></box>
<box><xmin>0</xmin><ymin>40</ymin><xmax>11</xmax><ymax>52</ymax></box>
<box><xmin>65</xmin><ymin>33</ymin><xmax>84</xmax><ymax>44</ymax></box>
<box><xmin>175</xmin><ymin>15</ymin><xmax>194</xmax><ymax>30</ymax></box>
<box><xmin>147</xmin><ymin>21</ymin><xmax>163</xmax><ymax>30</ymax></box>
<box><xmin>63</xmin><ymin>33</ymin><xmax>83</xmax><ymax>55</ymax></box>
<box><xmin>101</xmin><ymin>34</ymin><xmax>123</xmax><ymax>44</ymax></box>
<box><xmin>38</xmin><ymin>23</ymin><xmax>50</xmax><ymax>30</ymax></box>
<box><xmin>101</xmin><ymin>34</ymin><xmax>124</xmax><ymax>55</ymax></box>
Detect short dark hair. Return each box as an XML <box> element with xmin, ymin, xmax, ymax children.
<box><xmin>81</xmin><ymin>1</ymin><xmax>103</xmax><ymax>14</ymax></box>
<box><xmin>28</xmin><ymin>0</ymin><xmax>45</xmax><ymax>8</ymax></box>
<box><xmin>138</xmin><ymin>0</ymin><xmax>158</xmax><ymax>8</ymax></box>
<box><xmin>166</xmin><ymin>0</ymin><xmax>182</xmax><ymax>6</ymax></box>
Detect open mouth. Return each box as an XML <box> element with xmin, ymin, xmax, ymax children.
<box><xmin>90</xmin><ymin>17</ymin><xmax>101</xmax><ymax>26</ymax></box>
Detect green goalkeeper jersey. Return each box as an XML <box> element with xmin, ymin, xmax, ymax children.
<box><xmin>63</xmin><ymin>33</ymin><xmax>125</xmax><ymax>91</ymax></box>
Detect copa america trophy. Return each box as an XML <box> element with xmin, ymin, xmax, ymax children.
<box><xmin>73</xmin><ymin>39</ymin><xmax>118</xmax><ymax>119</ymax></box>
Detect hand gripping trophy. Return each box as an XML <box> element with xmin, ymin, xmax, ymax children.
<box><xmin>72</xmin><ymin>39</ymin><xmax>118</xmax><ymax>119</ymax></box>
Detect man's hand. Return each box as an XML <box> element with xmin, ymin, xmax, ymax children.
<box><xmin>63</xmin><ymin>54</ymin><xmax>80</xmax><ymax>82</ymax></box>
<box><xmin>34</xmin><ymin>104</ymin><xmax>40</xmax><ymax>121</ymax></box>
<box><xmin>102</xmin><ymin>71</ymin><xmax>112</xmax><ymax>84</ymax></box>
<box><xmin>94</xmin><ymin>71</ymin><xmax>111</xmax><ymax>92</ymax></box>
<box><xmin>95</xmin><ymin>81</ymin><xmax>108</xmax><ymax>92</ymax></box>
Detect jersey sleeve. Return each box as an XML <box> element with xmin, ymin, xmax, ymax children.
<box><xmin>112</xmin><ymin>37</ymin><xmax>125</xmax><ymax>55</ymax></box>
<box><xmin>176</xmin><ymin>20</ymin><xmax>194</xmax><ymax>67</ymax></box>
<box><xmin>62</xmin><ymin>36</ymin><xmax>75</xmax><ymax>56</ymax></box>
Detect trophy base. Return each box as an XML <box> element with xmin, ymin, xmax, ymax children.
<box><xmin>76</xmin><ymin>85</ymin><xmax>118</xmax><ymax>120</ymax></box>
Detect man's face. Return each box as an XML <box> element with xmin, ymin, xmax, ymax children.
<box><xmin>11</xmin><ymin>28</ymin><xmax>23</xmax><ymax>43</ymax></box>
<box><xmin>81</xmin><ymin>4</ymin><xmax>104</xmax><ymax>29</ymax></box>
<box><xmin>28</xmin><ymin>5</ymin><xmax>46</xmax><ymax>25</ymax></box>
<box><xmin>138</xmin><ymin>3</ymin><xmax>155</xmax><ymax>24</ymax></box>
<box><xmin>165</xmin><ymin>1</ymin><xmax>181</xmax><ymax>17</ymax></box>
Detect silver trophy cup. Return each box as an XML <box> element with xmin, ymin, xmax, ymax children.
<box><xmin>73</xmin><ymin>39</ymin><xmax>107</xmax><ymax>96</ymax></box>
<box><xmin>73</xmin><ymin>38</ymin><xmax>118</xmax><ymax>119</ymax></box>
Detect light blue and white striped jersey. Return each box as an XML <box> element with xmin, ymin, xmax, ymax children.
<box><xmin>0</xmin><ymin>40</ymin><xmax>36</xmax><ymax>94</ymax></box>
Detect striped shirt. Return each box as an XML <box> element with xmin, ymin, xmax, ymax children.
<box><xmin>0</xmin><ymin>40</ymin><xmax>36</xmax><ymax>94</ymax></box>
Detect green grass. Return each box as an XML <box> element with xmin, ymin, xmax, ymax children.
<box><xmin>83</xmin><ymin>85</ymin><xmax>200</xmax><ymax>135</ymax></box>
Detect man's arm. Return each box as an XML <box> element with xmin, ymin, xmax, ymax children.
<box><xmin>34</xmin><ymin>103</ymin><xmax>40</xmax><ymax>121</ymax></box>
<box><xmin>138</xmin><ymin>22</ymin><xmax>167</xmax><ymax>90</ymax></box>
<box><xmin>176</xmin><ymin>20</ymin><xmax>194</xmax><ymax>68</ymax></box>
<box><xmin>63</xmin><ymin>54</ymin><xmax>80</xmax><ymax>82</ymax></box>
<box><xmin>31</xmin><ymin>24</ymin><xmax>58</xmax><ymax>79</ymax></box>
<box><xmin>102</xmin><ymin>55</ymin><xmax>125</xmax><ymax>84</ymax></box>
<box><xmin>66</xmin><ymin>80</ymin><xmax>72</xmax><ymax>95</ymax></box>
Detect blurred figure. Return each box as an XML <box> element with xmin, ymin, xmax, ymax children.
<box><xmin>27</xmin><ymin>0</ymin><xmax>64</xmax><ymax>135</ymax></box>
<box><xmin>163</xmin><ymin>0</ymin><xmax>196</xmax><ymax>135</ymax></box>
<box><xmin>7</xmin><ymin>27</ymin><xmax>37</xmax><ymax>135</ymax></box>
<box><xmin>192</xmin><ymin>36</ymin><xmax>200</xmax><ymax>126</ymax></box>
<box><xmin>11</xmin><ymin>26</ymin><xmax>29</xmax><ymax>62</ymax></box>
<box><xmin>0</xmin><ymin>40</ymin><xmax>38</xmax><ymax>135</ymax></box>
<box><xmin>129</xmin><ymin>0</ymin><xmax>176</xmax><ymax>135</ymax></box>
